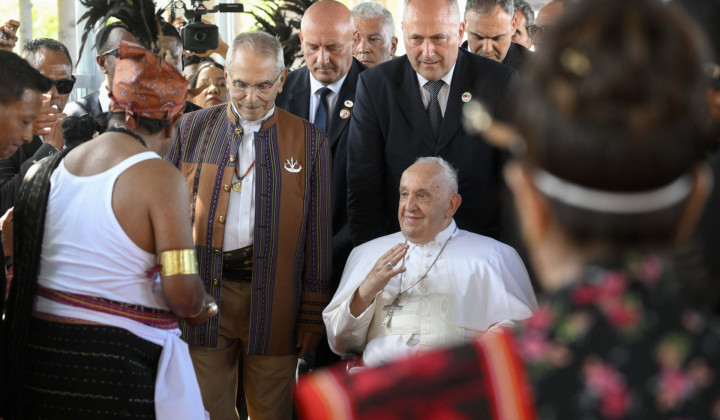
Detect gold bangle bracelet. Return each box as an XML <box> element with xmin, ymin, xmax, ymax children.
<box><xmin>159</xmin><ymin>249</ymin><xmax>199</xmax><ymax>277</ymax></box>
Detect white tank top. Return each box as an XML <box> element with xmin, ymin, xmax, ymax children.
<box><xmin>37</xmin><ymin>151</ymin><xmax>170</xmax><ymax>310</ymax></box>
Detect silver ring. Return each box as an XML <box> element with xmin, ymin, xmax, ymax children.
<box><xmin>207</xmin><ymin>302</ymin><xmax>219</xmax><ymax>317</ymax></box>
<box><xmin>386</xmin><ymin>262</ymin><xmax>393</xmax><ymax>269</ymax></box>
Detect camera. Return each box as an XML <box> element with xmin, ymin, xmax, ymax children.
<box><xmin>176</xmin><ymin>0</ymin><xmax>243</xmax><ymax>53</ymax></box>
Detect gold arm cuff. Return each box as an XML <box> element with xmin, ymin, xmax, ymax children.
<box><xmin>159</xmin><ymin>249</ymin><xmax>199</xmax><ymax>277</ymax></box>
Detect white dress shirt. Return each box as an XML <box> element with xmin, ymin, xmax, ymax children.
<box><xmin>415</xmin><ymin>65</ymin><xmax>456</xmax><ymax>116</ymax></box>
<box><xmin>323</xmin><ymin>220</ymin><xmax>537</xmax><ymax>367</ymax></box>
<box><xmin>308</xmin><ymin>71</ymin><xmax>348</xmax><ymax>129</ymax></box>
<box><xmin>99</xmin><ymin>79</ymin><xmax>111</xmax><ymax>112</ymax></box>
<box><xmin>223</xmin><ymin>105</ymin><xmax>275</xmax><ymax>251</ymax></box>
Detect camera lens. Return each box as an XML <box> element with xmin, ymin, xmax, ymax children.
<box><xmin>193</xmin><ymin>31</ymin><xmax>207</xmax><ymax>42</ymax></box>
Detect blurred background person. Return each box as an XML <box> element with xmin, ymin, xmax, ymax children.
<box><xmin>351</xmin><ymin>1</ymin><xmax>398</xmax><ymax>68</ymax></box>
<box><xmin>512</xmin><ymin>0</ymin><xmax>534</xmax><ymax>49</ymax></box>
<box><xmin>671</xmin><ymin>0</ymin><xmax>720</xmax><ymax>314</ymax></box>
<box><xmin>506</xmin><ymin>0</ymin><xmax>719</xmax><ymax>414</ymax></box>
<box><xmin>0</xmin><ymin>19</ymin><xmax>19</xmax><ymax>52</ymax></box>
<box><xmin>528</xmin><ymin>0</ymin><xmax>568</xmax><ymax>51</ymax></box>
<box><xmin>188</xmin><ymin>60</ymin><xmax>228</xmax><ymax>108</ymax></box>
<box><xmin>182</xmin><ymin>54</ymin><xmax>214</xmax><ymax>81</ymax></box>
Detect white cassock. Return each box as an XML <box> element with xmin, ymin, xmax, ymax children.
<box><xmin>323</xmin><ymin>220</ymin><xmax>538</xmax><ymax>367</ymax></box>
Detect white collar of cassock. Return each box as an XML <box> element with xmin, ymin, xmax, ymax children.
<box><xmin>406</xmin><ymin>219</ymin><xmax>457</xmax><ymax>247</ymax></box>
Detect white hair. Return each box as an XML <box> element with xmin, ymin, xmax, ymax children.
<box><xmin>226</xmin><ymin>31</ymin><xmax>285</xmax><ymax>75</ymax></box>
<box><xmin>351</xmin><ymin>2</ymin><xmax>396</xmax><ymax>38</ymax></box>
<box><xmin>403</xmin><ymin>0</ymin><xmax>461</xmax><ymax>23</ymax></box>
<box><xmin>414</xmin><ymin>156</ymin><xmax>459</xmax><ymax>194</ymax></box>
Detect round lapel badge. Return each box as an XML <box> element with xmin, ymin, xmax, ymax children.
<box><xmin>339</xmin><ymin>108</ymin><xmax>351</xmax><ymax>119</ymax></box>
<box><xmin>344</xmin><ymin>100</ymin><xmax>354</xmax><ymax>108</ymax></box>
<box><xmin>461</xmin><ymin>92</ymin><xmax>472</xmax><ymax>103</ymax></box>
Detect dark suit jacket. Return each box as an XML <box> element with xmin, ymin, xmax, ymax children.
<box><xmin>347</xmin><ymin>48</ymin><xmax>519</xmax><ymax>246</ymax></box>
<box><xmin>460</xmin><ymin>41</ymin><xmax>531</xmax><ymax>72</ymax></box>
<box><xmin>276</xmin><ymin>58</ymin><xmax>367</xmax><ymax>277</ymax></box>
<box><xmin>0</xmin><ymin>136</ymin><xmax>57</xmax><ymax>215</ymax></box>
<box><xmin>64</xmin><ymin>90</ymin><xmax>102</xmax><ymax>117</ymax></box>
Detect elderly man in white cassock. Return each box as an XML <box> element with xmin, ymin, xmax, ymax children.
<box><xmin>324</xmin><ymin>156</ymin><xmax>537</xmax><ymax>367</ymax></box>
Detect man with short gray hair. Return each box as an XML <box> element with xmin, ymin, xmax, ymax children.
<box><xmin>351</xmin><ymin>1</ymin><xmax>398</xmax><ymax>67</ymax></box>
<box><xmin>167</xmin><ymin>30</ymin><xmax>332</xmax><ymax>420</ymax></box>
<box><xmin>463</xmin><ymin>0</ymin><xmax>531</xmax><ymax>71</ymax></box>
<box><xmin>512</xmin><ymin>0</ymin><xmax>534</xmax><ymax>49</ymax></box>
<box><xmin>326</xmin><ymin>157</ymin><xmax>536</xmax><ymax>368</ymax></box>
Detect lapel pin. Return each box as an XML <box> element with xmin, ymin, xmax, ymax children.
<box><xmin>339</xmin><ymin>108</ymin><xmax>351</xmax><ymax>119</ymax></box>
<box><xmin>461</xmin><ymin>92</ymin><xmax>472</xmax><ymax>103</ymax></box>
<box><xmin>344</xmin><ymin>100</ymin><xmax>354</xmax><ymax>108</ymax></box>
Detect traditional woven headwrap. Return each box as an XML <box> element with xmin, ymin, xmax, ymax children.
<box><xmin>110</xmin><ymin>41</ymin><xmax>187</xmax><ymax>128</ymax></box>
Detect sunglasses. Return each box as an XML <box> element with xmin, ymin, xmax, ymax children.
<box><xmin>49</xmin><ymin>75</ymin><xmax>77</xmax><ymax>95</ymax></box>
<box><xmin>100</xmin><ymin>47</ymin><xmax>119</xmax><ymax>58</ymax></box>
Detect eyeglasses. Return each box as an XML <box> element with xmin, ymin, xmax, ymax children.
<box><xmin>48</xmin><ymin>75</ymin><xmax>77</xmax><ymax>95</ymax></box>
<box><xmin>100</xmin><ymin>47</ymin><xmax>119</xmax><ymax>58</ymax></box>
<box><xmin>527</xmin><ymin>25</ymin><xmax>550</xmax><ymax>40</ymax></box>
<box><xmin>230</xmin><ymin>72</ymin><xmax>282</xmax><ymax>95</ymax></box>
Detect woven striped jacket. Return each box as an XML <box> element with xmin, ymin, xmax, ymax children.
<box><xmin>166</xmin><ymin>104</ymin><xmax>332</xmax><ymax>356</ymax></box>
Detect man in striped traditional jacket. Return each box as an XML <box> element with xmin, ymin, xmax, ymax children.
<box><xmin>166</xmin><ymin>31</ymin><xmax>332</xmax><ymax>420</ymax></box>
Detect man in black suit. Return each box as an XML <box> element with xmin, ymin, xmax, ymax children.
<box><xmin>276</xmin><ymin>0</ymin><xmax>366</xmax><ymax>287</ymax></box>
<box><xmin>0</xmin><ymin>38</ymin><xmax>75</xmax><ymax>215</ymax></box>
<box><xmin>462</xmin><ymin>0</ymin><xmax>531</xmax><ymax>72</ymax></box>
<box><xmin>347</xmin><ymin>0</ymin><xmax>518</xmax><ymax>246</ymax></box>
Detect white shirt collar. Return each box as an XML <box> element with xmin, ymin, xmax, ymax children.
<box><xmin>406</xmin><ymin>219</ymin><xmax>458</xmax><ymax>247</ymax></box>
<box><xmin>230</xmin><ymin>103</ymin><xmax>275</xmax><ymax>127</ymax></box>
<box><xmin>309</xmin><ymin>71</ymin><xmax>348</xmax><ymax>96</ymax></box>
<box><xmin>415</xmin><ymin>64</ymin><xmax>456</xmax><ymax>90</ymax></box>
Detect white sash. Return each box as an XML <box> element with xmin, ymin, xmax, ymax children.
<box><xmin>35</xmin><ymin>297</ymin><xmax>209</xmax><ymax>420</ymax></box>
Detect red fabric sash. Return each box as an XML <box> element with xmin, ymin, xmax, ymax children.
<box><xmin>36</xmin><ymin>285</ymin><xmax>179</xmax><ymax>330</ymax></box>
<box><xmin>295</xmin><ymin>328</ymin><xmax>537</xmax><ymax>420</ymax></box>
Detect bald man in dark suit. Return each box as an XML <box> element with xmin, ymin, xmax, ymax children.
<box><xmin>276</xmin><ymin>0</ymin><xmax>367</xmax><ymax>288</ymax></box>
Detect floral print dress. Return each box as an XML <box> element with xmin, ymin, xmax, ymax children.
<box><xmin>514</xmin><ymin>253</ymin><xmax>720</xmax><ymax>419</ymax></box>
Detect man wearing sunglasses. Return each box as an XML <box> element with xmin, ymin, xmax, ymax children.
<box><xmin>64</xmin><ymin>23</ymin><xmax>137</xmax><ymax>119</ymax></box>
<box><xmin>65</xmin><ymin>22</ymin><xmax>200</xmax><ymax>120</ymax></box>
<box><xmin>0</xmin><ymin>38</ymin><xmax>75</xmax><ymax>215</ymax></box>
<box><xmin>529</xmin><ymin>0</ymin><xmax>567</xmax><ymax>51</ymax></box>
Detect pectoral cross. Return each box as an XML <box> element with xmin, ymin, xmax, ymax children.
<box><xmin>382</xmin><ymin>297</ymin><xmax>403</xmax><ymax>328</ymax></box>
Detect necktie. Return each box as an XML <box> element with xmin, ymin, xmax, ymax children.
<box><xmin>424</xmin><ymin>80</ymin><xmax>444</xmax><ymax>140</ymax></box>
<box><xmin>314</xmin><ymin>87</ymin><xmax>332</xmax><ymax>133</ymax></box>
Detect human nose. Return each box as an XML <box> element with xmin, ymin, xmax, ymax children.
<box><xmin>421</xmin><ymin>40</ymin><xmax>434</xmax><ymax>58</ymax></box>
<box><xmin>207</xmin><ymin>82</ymin><xmax>220</xmax><ymax>94</ymax></box>
<box><xmin>405</xmin><ymin>195</ymin><xmax>420</xmax><ymax>210</ymax></box>
<box><xmin>357</xmin><ymin>38</ymin><xmax>370</xmax><ymax>53</ymax></box>
<box><xmin>482</xmin><ymin>40</ymin><xmax>492</xmax><ymax>53</ymax></box>
<box><xmin>245</xmin><ymin>86</ymin><xmax>258</xmax><ymax>103</ymax></box>
<box><xmin>21</xmin><ymin>122</ymin><xmax>34</xmax><ymax>143</ymax></box>
<box><xmin>49</xmin><ymin>85</ymin><xmax>60</xmax><ymax>100</ymax></box>
<box><xmin>319</xmin><ymin>47</ymin><xmax>331</xmax><ymax>63</ymax></box>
